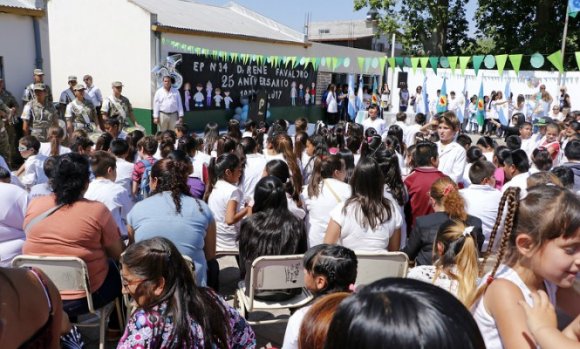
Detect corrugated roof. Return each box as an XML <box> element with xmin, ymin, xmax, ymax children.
<box><xmin>130</xmin><ymin>0</ymin><xmax>306</xmax><ymax>44</ymax></box>
<box><xmin>0</xmin><ymin>0</ymin><xmax>40</xmax><ymax>10</ymax></box>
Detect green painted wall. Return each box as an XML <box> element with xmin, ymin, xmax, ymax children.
<box><xmin>133</xmin><ymin>106</ymin><xmax>325</xmax><ymax>134</ymax></box>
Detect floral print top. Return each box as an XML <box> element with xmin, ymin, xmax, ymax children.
<box><xmin>117</xmin><ymin>290</ymin><xmax>256</xmax><ymax>349</ymax></box>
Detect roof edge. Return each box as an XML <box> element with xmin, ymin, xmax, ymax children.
<box><xmin>152</xmin><ymin>24</ymin><xmax>312</xmax><ymax>47</ymax></box>
<box><xmin>0</xmin><ymin>5</ymin><xmax>44</xmax><ymax>17</ymax></box>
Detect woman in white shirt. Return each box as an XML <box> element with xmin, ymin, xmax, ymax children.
<box><xmin>302</xmin><ymin>155</ymin><xmax>351</xmax><ymax>247</ymax></box>
<box><xmin>326</xmin><ymin>84</ymin><xmax>338</xmax><ymax>124</ymax></box>
<box><xmin>324</xmin><ymin>156</ymin><xmax>402</xmax><ymax>252</ymax></box>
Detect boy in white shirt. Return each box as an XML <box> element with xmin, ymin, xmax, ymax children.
<box><xmin>110</xmin><ymin>139</ymin><xmax>134</xmax><ymax>195</ymax></box>
<box><xmin>85</xmin><ymin>150</ymin><xmax>133</xmax><ymax>238</ymax></box>
<box><xmin>362</xmin><ymin>104</ymin><xmax>386</xmax><ymax>135</ymax></box>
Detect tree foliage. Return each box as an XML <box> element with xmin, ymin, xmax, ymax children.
<box><xmin>354</xmin><ymin>0</ymin><xmax>472</xmax><ymax>56</ymax></box>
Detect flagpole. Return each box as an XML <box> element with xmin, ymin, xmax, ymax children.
<box><xmin>389</xmin><ymin>33</ymin><xmax>396</xmax><ymax>108</ymax></box>
<box><xmin>559</xmin><ymin>2</ymin><xmax>570</xmax><ymax>86</ymax></box>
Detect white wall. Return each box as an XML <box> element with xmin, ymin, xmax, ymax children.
<box><xmin>161</xmin><ymin>33</ymin><xmax>385</xmax><ymax>76</ymax></box>
<box><xmin>47</xmin><ymin>0</ymin><xmax>153</xmax><ymax>108</ymax></box>
<box><xmin>390</xmin><ymin>67</ymin><xmax>580</xmax><ymax>113</ymax></box>
<box><xmin>0</xmin><ymin>13</ymin><xmax>51</xmax><ymax>105</ymax></box>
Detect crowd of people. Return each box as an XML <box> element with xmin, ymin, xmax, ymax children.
<box><xmin>0</xmin><ymin>70</ymin><xmax>579</xmax><ymax>349</ymax></box>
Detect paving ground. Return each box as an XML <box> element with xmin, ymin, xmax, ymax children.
<box><xmin>82</xmin><ymin>255</ymin><xmax>286</xmax><ymax>349</ymax></box>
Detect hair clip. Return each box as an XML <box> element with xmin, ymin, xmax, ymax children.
<box><xmin>329</xmin><ymin>147</ymin><xmax>339</xmax><ymax>155</ymax></box>
<box><xmin>463</xmin><ymin>226</ymin><xmax>474</xmax><ymax>237</ymax></box>
<box><xmin>486</xmin><ymin>275</ymin><xmax>494</xmax><ymax>285</ymax></box>
<box><xmin>443</xmin><ymin>183</ymin><xmax>455</xmax><ymax>196</ymax></box>
<box><xmin>348</xmin><ymin>283</ymin><xmax>356</xmax><ymax>292</ymax></box>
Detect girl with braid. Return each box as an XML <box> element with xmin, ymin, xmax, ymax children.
<box><xmin>469</xmin><ymin>185</ymin><xmax>580</xmax><ymax>349</ymax></box>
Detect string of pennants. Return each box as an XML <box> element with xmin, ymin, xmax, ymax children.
<box><xmin>162</xmin><ymin>38</ymin><xmax>580</xmax><ymax>75</ymax></box>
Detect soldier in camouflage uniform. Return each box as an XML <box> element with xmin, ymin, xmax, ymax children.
<box><xmin>64</xmin><ymin>84</ymin><xmax>98</xmax><ymax>136</ymax></box>
<box><xmin>22</xmin><ymin>69</ymin><xmax>53</xmax><ymax>104</ymax></box>
<box><xmin>0</xmin><ymin>98</ymin><xmax>11</xmax><ymax>162</ymax></box>
<box><xmin>0</xmin><ymin>78</ymin><xmax>19</xmax><ymax>167</ymax></box>
<box><xmin>21</xmin><ymin>83</ymin><xmax>59</xmax><ymax>142</ymax></box>
<box><xmin>59</xmin><ymin>75</ymin><xmax>78</xmax><ymax>117</ymax></box>
<box><xmin>101</xmin><ymin>81</ymin><xmax>140</xmax><ymax>129</ymax></box>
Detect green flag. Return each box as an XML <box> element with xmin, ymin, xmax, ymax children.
<box><xmin>429</xmin><ymin>57</ymin><xmax>439</xmax><ymax>74</ymax></box>
<box><xmin>472</xmin><ymin>55</ymin><xmax>484</xmax><ymax>76</ymax></box>
<box><xmin>448</xmin><ymin>56</ymin><xmax>458</xmax><ymax>75</ymax></box>
<box><xmin>458</xmin><ymin>57</ymin><xmax>470</xmax><ymax>76</ymax></box>
<box><xmin>495</xmin><ymin>54</ymin><xmax>508</xmax><ymax>76</ymax></box>
<box><xmin>420</xmin><ymin>57</ymin><xmax>429</xmax><ymax>74</ymax></box>
<box><xmin>576</xmin><ymin>52</ymin><xmax>580</xmax><ymax>70</ymax></box>
<box><xmin>509</xmin><ymin>54</ymin><xmax>523</xmax><ymax>75</ymax></box>
<box><xmin>411</xmin><ymin>57</ymin><xmax>420</xmax><ymax>74</ymax></box>
<box><xmin>388</xmin><ymin>57</ymin><xmax>396</xmax><ymax>71</ymax></box>
<box><xmin>547</xmin><ymin>51</ymin><xmax>564</xmax><ymax>72</ymax></box>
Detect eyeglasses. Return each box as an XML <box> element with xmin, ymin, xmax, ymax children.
<box><xmin>121</xmin><ymin>277</ymin><xmax>146</xmax><ymax>289</ymax></box>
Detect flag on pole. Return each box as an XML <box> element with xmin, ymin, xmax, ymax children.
<box><xmin>371</xmin><ymin>76</ymin><xmax>379</xmax><ymax>105</ymax></box>
<box><xmin>569</xmin><ymin>0</ymin><xmax>580</xmax><ymax>17</ymax></box>
<box><xmin>476</xmin><ymin>82</ymin><xmax>485</xmax><ymax>126</ymax></box>
<box><xmin>347</xmin><ymin>74</ymin><xmax>357</xmax><ymax>120</ymax></box>
<box><xmin>436</xmin><ymin>78</ymin><xmax>448</xmax><ymax>114</ymax></box>
<box><xmin>422</xmin><ymin>77</ymin><xmax>429</xmax><ymax>117</ymax></box>
<box><xmin>504</xmin><ymin>80</ymin><xmax>511</xmax><ymax>101</ymax></box>
<box><xmin>356</xmin><ymin>75</ymin><xmax>364</xmax><ymax>111</ymax></box>
<box><xmin>457</xmin><ymin>77</ymin><xmax>468</xmax><ymax>123</ymax></box>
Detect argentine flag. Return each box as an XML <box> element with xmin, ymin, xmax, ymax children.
<box><xmin>347</xmin><ymin>74</ymin><xmax>356</xmax><ymax>120</ymax></box>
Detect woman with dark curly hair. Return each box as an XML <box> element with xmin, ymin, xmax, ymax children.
<box><xmin>23</xmin><ymin>152</ymin><xmax>125</xmax><ymax>319</ymax></box>
<box><xmin>127</xmin><ymin>157</ymin><xmax>216</xmax><ymax>287</ymax></box>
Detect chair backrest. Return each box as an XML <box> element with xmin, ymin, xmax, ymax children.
<box><xmin>12</xmin><ymin>255</ymin><xmax>94</xmax><ymax>311</ymax></box>
<box><xmin>355</xmin><ymin>251</ymin><xmax>409</xmax><ymax>287</ymax></box>
<box><xmin>248</xmin><ymin>254</ymin><xmax>305</xmax><ymax>298</ymax></box>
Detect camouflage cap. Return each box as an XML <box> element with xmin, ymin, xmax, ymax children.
<box><xmin>68</xmin><ymin>75</ymin><xmax>78</xmax><ymax>82</ymax></box>
<box><xmin>33</xmin><ymin>83</ymin><xmax>46</xmax><ymax>91</ymax></box>
<box><xmin>112</xmin><ymin>81</ymin><xmax>123</xmax><ymax>87</ymax></box>
<box><xmin>73</xmin><ymin>83</ymin><xmax>86</xmax><ymax>91</ymax></box>
<box><xmin>33</xmin><ymin>69</ymin><xmax>44</xmax><ymax>75</ymax></box>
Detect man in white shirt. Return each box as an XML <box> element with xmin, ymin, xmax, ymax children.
<box><xmin>83</xmin><ymin>74</ymin><xmax>103</xmax><ymax>129</ymax></box>
<box><xmin>362</xmin><ymin>104</ymin><xmax>386</xmax><ymax>135</ymax></box>
<box><xmin>153</xmin><ymin>75</ymin><xmax>184</xmax><ymax>132</ymax></box>
<box><xmin>501</xmin><ymin>149</ymin><xmax>530</xmax><ymax>196</ymax></box>
<box><xmin>460</xmin><ymin>160</ymin><xmax>502</xmax><ymax>251</ymax></box>
<box><xmin>84</xmin><ymin>151</ymin><xmax>133</xmax><ymax>239</ymax></box>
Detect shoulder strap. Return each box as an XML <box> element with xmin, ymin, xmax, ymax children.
<box><xmin>323</xmin><ymin>179</ymin><xmax>342</xmax><ymax>203</ymax></box>
<box><xmin>24</xmin><ymin>204</ymin><xmax>64</xmax><ymax>235</ymax></box>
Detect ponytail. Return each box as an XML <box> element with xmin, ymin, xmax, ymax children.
<box><xmin>466</xmin><ymin>187</ymin><xmax>520</xmax><ymax>309</ymax></box>
<box><xmin>430</xmin><ymin>177</ymin><xmax>467</xmax><ymax>222</ymax></box>
<box><xmin>48</xmin><ymin>126</ymin><xmax>64</xmax><ymax>157</ymax></box>
<box><xmin>433</xmin><ymin>220</ymin><xmax>479</xmax><ymax>306</ymax></box>
<box><xmin>308</xmin><ymin>155</ymin><xmax>344</xmax><ymax>198</ymax></box>
<box><xmin>203</xmin><ymin>153</ymin><xmax>240</xmax><ymax>202</ymax></box>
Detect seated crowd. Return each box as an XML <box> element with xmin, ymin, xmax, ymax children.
<box><xmin>0</xmin><ymin>107</ymin><xmax>579</xmax><ymax>349</ymax></box>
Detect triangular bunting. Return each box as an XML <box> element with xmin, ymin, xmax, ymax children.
<box><xmin>508</xmin><ymin>54</ymin><xmax>523</xmax><ymax>75</ymax></box>
<box><xmin>411</xmin><ymin>57</ymin><xmax>420</xmax><ymax>74</ymax></box>
<box><xmin>388</xmin><ymin>57</ymin><xmax>396</xmax><ymax>71</ymax></box>
<box><xmin>379</xmin><ymin>57</ymin><xmax>387</xmax><ymax>71</ymax></box>
<box><xmin>357</xmin><ymin>57</ymin><xmax>365</xmax><ymax>72</ymax></box>
<box><xmin>419</xmin><ymin>57</ymin><xmax>429</xmax><ymax>74</ymax></box>
<box><xmin>547</xmin><ymin>51</ymin><xmax>564</xmax><ymax>72</ymax></box>
<box><xmin>472</xmin><ymin>55</ymin><xmax>484</xmax><ymax>76</ymax></box>
<box><xmin>495</xmin><ymin>54</ymin><xmax>508</xmax><ymax>76</ymax></box>
<box><xmin>448</xmin><ymin>56</ymin><xmax>458</xmax><ymax>75</ymax></box>
<box><xmin>428</xmin><ymin>56</ymin><xmax>439</xmax><ymax>74</ymax></box>
<box><xmin>364</xmin><ymin>58</ymin><xmax>371</xmax><ymax>73</ymax></box>
<box><xmin>332</xmin><ymin>57</ymin><xmax>339</xmax><ymax>72</ymax></box>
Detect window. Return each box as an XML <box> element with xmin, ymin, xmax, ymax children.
<box><xmin>318</xmin><ymin>29</ymin><xmax>330</xmax><ymax>34</ymax></box>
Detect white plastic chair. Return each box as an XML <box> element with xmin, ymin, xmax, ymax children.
<box><xmin>354</xmin><ymin>251</ymin><xmax>409</xmax><ymax>287</ymax></box>
<box><xmin>12</xmin><ymin>255</ymin><xmax>120</xmax><ymax>349</ymax></box>
<box><xmin>215</xmin><ymin>247</ymin><xmax>239</xmax><ymax>258</ymax></box>
<box><xmin>235</xmin><ymin>254</ymin><xmax>313</xmax><ymax>325</ymax></box>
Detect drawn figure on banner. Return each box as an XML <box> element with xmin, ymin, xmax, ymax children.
<box><xmin>305</xmin><ymin>88</ymin><xmax>311</xmax><ymax>106</ymax></box>
<box><xmin>311</xmin><ymin>83</ymin><xmax>317</xmax><ymax>105</ymax></box>
<box><xmin>214</xmin><ymin>87</ymin><xmax>223</xmax><ymax>108</ymax></box>
<box><xmin>183</xmin><ymin>82</ymin><xmax>192</xmax><ymax>112</ymax></box>
<box><xmin>224</xmin><ymin>90</ymin><xmax>233</xmax><ymax>110</ymax></box>
<box><xmin>298</xmin><ymin>83</ymin><xmax>304</xmax><ymax>105</ymax></box>
<box><xmin>290</xmin><ymin>81</ymin><xmax>297</xmax><ymax>106</ymax></box>
<box><xmin>194</xmin><ymin>83</ymin><xmax>204</xmax><ymax>108</ymax></box>
<box><xmin>205</xmin><ymin>81</ymin><xmax>213</xmax><ymax>107</ymax></box>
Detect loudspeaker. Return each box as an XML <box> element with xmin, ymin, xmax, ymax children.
<box><xmin>397</xmin><ymin>72</ymin><xmax>408</xmax><ymax>88</ymax></box>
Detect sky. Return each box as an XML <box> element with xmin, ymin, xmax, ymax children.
<box><xmin>199</xmin><ymin>0</ymin><xmax>478</xmax><ymax>35</ymax></box>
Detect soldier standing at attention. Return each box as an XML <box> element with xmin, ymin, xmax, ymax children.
<box><xmin>0</xmin><ymin>78</ymin><xmax>19</xmax><ymax>167</ymax></box>
<box><xmin>64</xmin><ymin>84</ymin><xmax>98</xmax><ymax>136</ymax></box>
<box><xmin>83</xmin><ymin>74</ymin><xmax>104</xmax><ymax>130</ymax></box>
<box><xmin>101</xmin><ymin>81</ymin><xmax>140</xmax><ymax>129</ymax></box>
<box><xmin>22</xmin><ymin>69</ymin><xmax>53</xmax><ymax>104</ymax></box>
<box><xmin>59</xmin><ymin>75</ymin><xmax>78</xmax><ymax>117</ymax></box>
<box><xmin>0</xmin><ymin>97</ymin><xmax>12</xmax><ymax>162</ymax></box>
<box><xmin>21</xmin><ymin>83</ymin><xmax>59</xmax><ymax>142</ymax></box>
<box><xmin>153</xmin><ymin>75</ymin><xmax>184</xmax><ymax>132</ymax></box>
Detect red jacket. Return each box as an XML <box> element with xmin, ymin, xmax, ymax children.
<box><xmin>404</xmin><ymin>167</ymin><xmax>445</xmax><ymax>231</ymax></box>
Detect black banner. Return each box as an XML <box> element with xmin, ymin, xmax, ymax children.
<box><xmin>172</xmin><ymin>52</ymin><xmax>318</xmax><ymax>111</ymax></box>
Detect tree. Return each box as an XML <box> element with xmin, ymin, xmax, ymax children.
<box><xmin>476</xmin><ymin>0</ymin><xmax>579</xmax><ymax>69</ymax></box>
<box><xmin>354</xmin><ymin>0</ymin><xmax>472</xmax><ymax>56</ymax></box>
